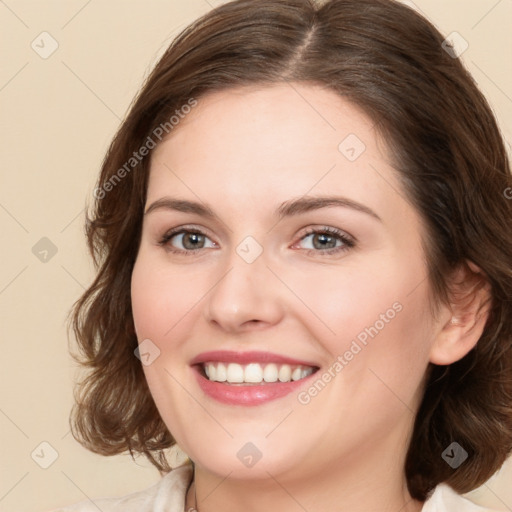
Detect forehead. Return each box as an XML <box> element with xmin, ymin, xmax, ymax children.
<box><xmin>153</xmin><ymin>83</ymin><xmax>379</xmax><ymax>163</ymax></box>
<box><xmin>146</xmin><ymin>83</ymin><xmax>413</xmax><ymax>225</ymax></box>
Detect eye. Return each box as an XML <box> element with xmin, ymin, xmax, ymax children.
<box><xmin>293</xmin><ymin>226</ymin><xmax>355</xmax><ymax>255</ymax></box>
<box><xmin>158</xmin><ymin>225</ymin><xmax>355</xmax><ymax>257</ymax></box>
<box><xmin>158</xmin><ymin>227</ymin><xmax>217</xmax><ymax>255</ymax></box>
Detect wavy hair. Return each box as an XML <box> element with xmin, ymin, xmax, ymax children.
<box><xmin>69</xmin><ymin>0</ymin><xmax>512</xmax><ymax>500</ymax></box>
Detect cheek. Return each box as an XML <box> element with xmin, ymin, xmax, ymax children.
<box><xmin>295</xmin><ymin>255</ymin><xmax>432</xmax><ymax>399</ymax></box>
<box><xmin>282</xmin><ymin>257</ymin><xmax>411</xmax><ymax>349</ymax></box>
<box><xmin>130</xmin><ymin>254</ymin><xmax>202</xmax><ymax>433</ymax></box>
<box><xmin>130</xmin><ymin>252</ymin><xmax>204</xmax><ymax>342</ymax></box>
<box><xmin>292</xmin><ymin>277</ymin><xmax>432</xmax><ymax>452</ymax></box>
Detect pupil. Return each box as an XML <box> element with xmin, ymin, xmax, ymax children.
<box><xmin>314</xmin><ymin>233</ymin><xmax>336</xmax><ymax>250</ymax></box>
<box><xmin>184</xmin><ymin>233</ymin><xmax>204</xmax><ymax>250</ymax></box>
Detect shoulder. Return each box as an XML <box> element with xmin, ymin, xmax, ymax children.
<box><xmin>421</xmin><ymin>484</ymin><xmax>501</xmax><ymax>512</ymax></box>
<box><xmin>47</xmin><ymin>463</ymin><xmax>193</xmax><ymax>512</ymax></box>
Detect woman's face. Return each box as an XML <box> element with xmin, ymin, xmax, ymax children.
<box><xmin>131</xmin><ymin>83</ymin><xmax>441</xmax><ymax>482</ymax></box>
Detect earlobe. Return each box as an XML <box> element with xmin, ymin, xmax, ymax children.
<box><xmin>429</xmin><ymin>261</ymin><xmax>491</xmax><ymax>366</ymax></box>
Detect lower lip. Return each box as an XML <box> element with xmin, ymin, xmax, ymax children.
<box><xmin>193</xmin><ymin>367</ymin><xmax>316</xmax><ymax>406</ymax></box>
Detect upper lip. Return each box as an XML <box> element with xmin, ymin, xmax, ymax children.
<box><xmin>190</xmin><ymin>350</ymin><xmax>319</xmax><ymax>367</ymax></box>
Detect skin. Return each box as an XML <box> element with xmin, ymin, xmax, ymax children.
<box><xmin>130</xmin><ymin>83</ymin><xmax>488</xmax><ymax>512</ymax></box>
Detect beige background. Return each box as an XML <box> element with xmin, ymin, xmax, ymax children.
<box><xmin>1</xmin><ymin>0</ymin><xmax>511</xmax><ymax>511</ymax></box>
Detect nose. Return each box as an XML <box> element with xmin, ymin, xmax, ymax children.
<box><xmin>203</xmin><ymin>247</ymin><xmax>286</xmax><ymax>333</ymax></box>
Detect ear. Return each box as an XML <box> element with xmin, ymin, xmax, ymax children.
<box><xmin>429</xmin><ymin>261</ymin><xmax>492</xmax><ymax>365</ymax></box>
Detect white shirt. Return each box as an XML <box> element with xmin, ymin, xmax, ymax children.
<box><xmin>49</xmin><ymin>463</ymin><xmax>499</xmax><ymax>512</ymax></box>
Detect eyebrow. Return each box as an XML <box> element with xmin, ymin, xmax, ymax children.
<box><xmin>144</xmin><ymin>195</ymin><xmax>382</xmax><ymax>222</ymax></box>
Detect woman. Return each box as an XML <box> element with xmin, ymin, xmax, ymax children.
<box><xmin>55</xmin><ymin>0</ymin><xmax>512</xmax><ymax>510</ymax></box>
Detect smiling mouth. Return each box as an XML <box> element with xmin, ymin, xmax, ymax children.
<box><xmin>199</xmin><ymin>362</ymin><xmax>318</xmax><ymax>385</ymax></box>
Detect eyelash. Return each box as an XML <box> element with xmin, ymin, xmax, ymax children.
<box><xmin>158</xmin><ymin>225</ymin><xmax>355</xmax><ymax>257</ymax></box>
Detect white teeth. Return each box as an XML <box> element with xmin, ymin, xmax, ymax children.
<box><xmin>216</xmin><ymin>362</ymin><xmax>227</xmax><ymax>382</ymax></box>
<box><xmin>263</xmin><ymin>363</ymin><xmax>278</xmax><ymax>382</ymax></box>
<box><xmin>278</xmin><ymin>364</ymin><xmax>291</xmax><ymax>382</ymax></box>
<box><xmin>301</xmin><ymin>367</ymin><xmax>314</xmax><ymax>379</ymax></box>
<box><xmin>291</xmin><ymin>368</ymin><xmax>302</xmax><ymax>381</ymax></box>
<box><xmin>245</xmin><ymin>363</ymin><xmax>263</xmax><ymax>383</ymax></box>
<box><xmin>202</xmin><ymin>362</ymin><xmax>316</xmax><ymax>384</ymax></box>
<box><xmin>206</xmin><ymin>363</ymin><xmax>216</xmax><ymax>381</ymax></box>
<box><xmin>226</xmin><ymin>363</ymin><xmax>244</xmax><ymax>383</ymax></box>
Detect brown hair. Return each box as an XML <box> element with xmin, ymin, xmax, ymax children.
<box><xmin>70</xmin><ymin>0</ymin><xmax>512</xmax><ymax>501</ymax></box>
